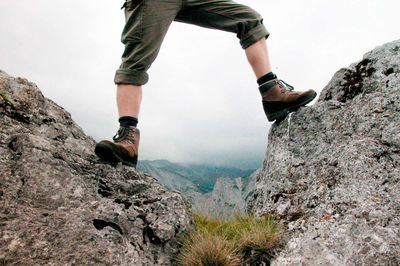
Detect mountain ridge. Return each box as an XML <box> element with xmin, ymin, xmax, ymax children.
<box><xmin>137</xmin><ymin>159</ymin><xmax>257</xmax><ymax>214</ymax></box>
<box><xmin>137</xmin><ymin>159</ymin><xmax>256</xmax><ymax>193</ymax></box>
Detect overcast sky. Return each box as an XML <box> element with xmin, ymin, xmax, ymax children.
<box><xmin>0</xmin><ymin>0</ymin><xmax>399</xmax><ymax>169</ymax></box>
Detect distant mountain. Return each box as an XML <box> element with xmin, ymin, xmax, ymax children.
<box><xmin>137</xmin><ymin>160</ymin><xmax>255</xmax><ymax>193</ymax></box>
<box><xmin>137</xmin><ymin>160</ymin><xmax>257</xmax><ymax>213</ymax></box>
<box><xmin>194</xmin><ymin>170</ymin><xmax>259</xmax><ymax>217</ymax></box>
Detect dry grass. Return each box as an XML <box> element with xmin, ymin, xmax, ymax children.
<box><xmin>176</xmin><ymin>232</ymin><xmax>242</xmax><ymax>266</ymax></box>
<box><xmin>174</xmin><ymin>212</ymin><xmax>284</xmax><ymax>266</ymax></box>
<box><xmin>235</xmin><ymin>215</ymin><xmax>284</xmax><ymax>264</ymax></box>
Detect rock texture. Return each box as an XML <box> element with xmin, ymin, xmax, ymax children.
<box><xmin>0</xmin><ymin>70</ymin><xmax>192</xmax><ymax>265</ymax></box>
<box><xmin>248</xmin><ymin>40</ymin><xmax>400</xmax><ymax>264</ymax></box>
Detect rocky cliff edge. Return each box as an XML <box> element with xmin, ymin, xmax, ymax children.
<box><xmin>0</xmin><ymin>70</ymin><xmax>192</xmax><ymax>265</ymax></box>
<box><xmin>248</xmin><ymin>40</ymin><xmax>400</xmax><ymax>264</ymax></box>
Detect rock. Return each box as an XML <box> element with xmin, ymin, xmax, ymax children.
<box><xmin>248</xmin><ymin>40</ymin><xmax>400</xmax><ymax>264</ymax></box>
<box><xmin>193</xmin><ymin>170</ymin><xmax>258</xmax><ymax>217</ymax></box>
<box><xmin>0</xmin><ymin>70</ymin><xmax>192</xmax><ymax>265</ymax></box>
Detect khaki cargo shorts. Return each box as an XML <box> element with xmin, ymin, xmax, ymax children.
<box><xmin>115</xmin><ymin>0</ymin><xmax>269</xmax><ymax>85</ymax></box>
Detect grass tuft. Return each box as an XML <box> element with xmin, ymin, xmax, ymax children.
<box><xmin>176</xmin><ymin>231</ymin><xmax>241</xmax><ymax>266</ymax></box>
<box><xmin>174</xmin><ymin>212</ymin><xmax>284</xmax><ymax>266</ymax></box>
<box><xmin>236</xmin><ymin>214</ymin><xmax>283</xmax><ymax>264</ymax></box>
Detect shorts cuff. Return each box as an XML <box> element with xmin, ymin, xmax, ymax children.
<box><xmin>240</xmin><ymin>24</ymin><xmax>270</xmax><ymax>49</ymax></box>
<box><xmin>114</xmin><ymin>69</ymin><xmax>149</xmax><ymax>86</ymax></box>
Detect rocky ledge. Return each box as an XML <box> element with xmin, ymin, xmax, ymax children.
<box><xmin>0</xmin><ymin>70</ymin><xmax>192</xmax><ymax>265</ymax></box>
<box><xmin>248</xmin><ymin>40</ymin><xmax>400</xmax><ymax>264</ymax></box>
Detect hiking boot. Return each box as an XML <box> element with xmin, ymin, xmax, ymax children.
<box><xmin>94</xmin><ymin>126</ymin><xmax>140</xmax><ymax>168</ymax></box>
<box><xmin>260</xmin><ymin>79</ymin><xmax>317</xmax><ymax>122</ymax></box>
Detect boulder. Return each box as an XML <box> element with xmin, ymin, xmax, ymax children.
<box><xmin>248</xmin><ymin>40</ymin><xmax>400</xmax><ymax>264</ymax></box>
<box><xmin>0</xmin><ymin>70</ymin><xmax>192</xmax><ymax>265</ymax></box>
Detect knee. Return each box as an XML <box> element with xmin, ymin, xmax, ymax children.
<box><xmin>243</xmin><ymin>7</ymin><xmax>263</xmax><ymax>27</ymax></box>
<box><xmin>237</xmin><ymin>7</ymin><xmax>269</xmax><ymax>49</ymax></box>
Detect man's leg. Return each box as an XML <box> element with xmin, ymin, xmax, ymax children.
<box><xmin>96</xmin><ymin>0</ymin><xmax>181</xmax><ymax>167</ymax></box>
<box><xmin>246</xmin><ymin>38</ymin><xmax>317</xmax><ymax>122</ymax></box>
<box><xmin>117</xmin><ymin>84</ymin><xmax>142</xmax><ymax>118</ymax></box>
<box><xmin>176</xmin><ymin>0</ymin><xmax>317</xmax><ymax>122</ymax></box>
<box><xmin>95</xmin><ymin>83</ymin><xmax>142</xmax><ymax>166</ymax></box>
<box><xmin>245</xmin><ymin>38</ymin><xmax>272</xmax><ymax>79</ymax></box>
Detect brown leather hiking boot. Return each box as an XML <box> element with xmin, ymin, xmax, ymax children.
<box><xmin>260</xmin><ymin>79</ymin><xmax>317</xmax><ymax>122</ymax></box>
<box><xmin>94</xmin><ymin>126</ymin><xmax>140</xmax><ymax>168</ymax></box>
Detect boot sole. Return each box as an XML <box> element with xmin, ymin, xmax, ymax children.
<box><xmin>267</xmin><ymin>92</ymin><xmax>317</xmax><ymax>122</ymax></box>
<box><xmin>95</xmin><ymin>142</ymin><xmax>137</xmax><ymax>168</ymax></box>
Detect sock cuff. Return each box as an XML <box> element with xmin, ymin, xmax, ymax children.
<box><xmin>119</xmin><ymin>116</ymin><xmax>138</xmax><ymax>127</ymax></box>
<box><xmin>257</xmin><ymin>72</ymin><xmax>276</xmax><ymax>86</ymax></box>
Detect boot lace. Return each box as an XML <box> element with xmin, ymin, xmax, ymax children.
<box><xmin>113</xmin><ymin>126</ymin><xmax>135</xmax><ymax>144</ymax></box>
<box><xmin>278</xmin><ymin>80</ymin><xmax>294</xmax><ymax>92</ymax></box>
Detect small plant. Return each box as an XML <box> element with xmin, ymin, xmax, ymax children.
<box><xmin>0</xmin><ymin>91</ymin><xmax>14</xmax><ymax>107</ymax></box>
<box><xmin>174</xmin><ymin>212</ymin><xmax>284</xmax><ymax>266</ymax></box>
<box><xmin>235</xmin><ymin>214</ymin><xmax>284</xmax><ymax>265</ymax></box>
<box><xmin>176</xmin><ymin>231</ymin><xmax>242</xmax><ymax>266</ymax></box>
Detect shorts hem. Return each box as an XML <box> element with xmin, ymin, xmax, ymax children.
<box><xmin>240</xmin><ymin>24</ymin><xmax>270</xmax><ymax>49</ymax></box>
<box><xmin>114</xmin><ymin>69</ymin><xmax>149</xmax><ymax>85</ymax></box>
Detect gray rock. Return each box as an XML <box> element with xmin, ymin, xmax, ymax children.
<box><xmin>248</xmin><ymin>40</ymin><xmax>400</xmax><ymax>265</ymax></box>
<box><xmin>192</xmin><ymin>170</ymin><xmax>258</xmax><ymax>217</ymax></box>
<box><xmin>0</xmin><ymin>71</ymin><xmax>192</xmax><ymax>265</ymax></box>
<box><xmin>195</xmin><ymin>176</ymin><xmax>247</xmax><ymax>217</ymax></box>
